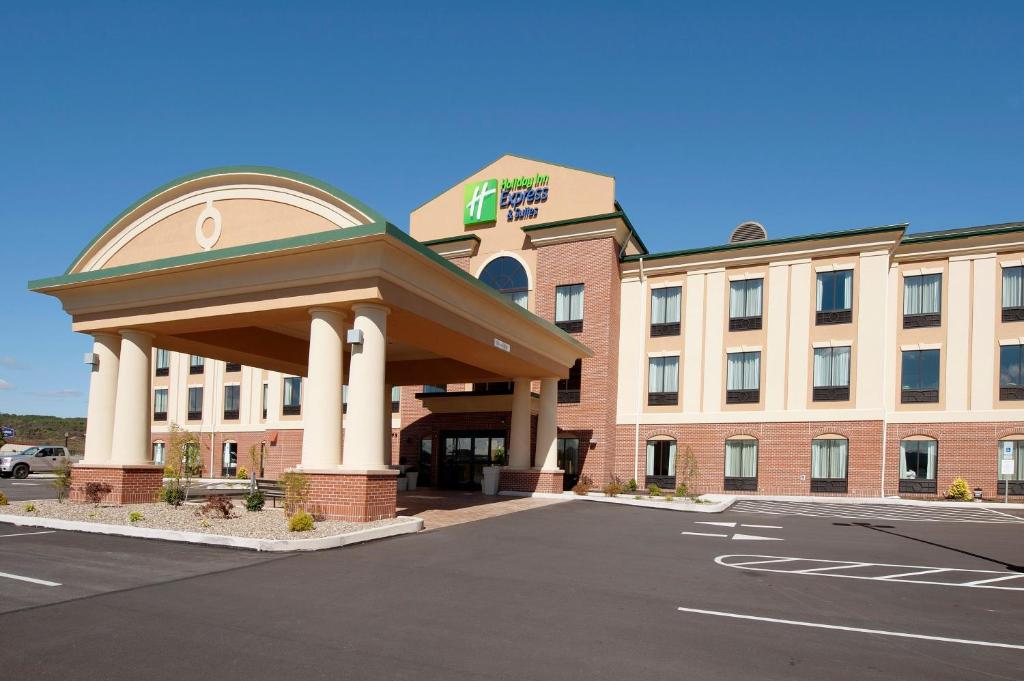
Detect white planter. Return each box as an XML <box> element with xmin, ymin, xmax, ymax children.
<box><xmin>397</xmin><ymin>477</ymin><xmax>408</xmax><ymax>492</ymax></box>
<box><xmin>481</xmin><ymin>466</ymin><xmax>502</xmax><ymax>496</ymax></box>
<box><xmin>406</xmin><ymin>471</ymin><xmax>419</xmax><ymax>491</ymax></box>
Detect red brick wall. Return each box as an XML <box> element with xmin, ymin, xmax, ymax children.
<box><xmin>535</xmin><ymin>237</ymin><xmax>622</xmax><ymax>485</ymax></box>
<box><xmin>69</xmin><ymin>465</ymin><xmax>164</xmax><ymax>504</ymax></box>
<box><xmin>151</xmin><ymin>429</ymin><xmax>304</xmax><ymax>480</ymax></box>
<box><xmin>499</xmin><ymin>469</ymin><xmax>563</xmax><ymax>494</ymax></box>
<box><xmin>301</xmin><ymin>471</ymin><xmax>397</xmax><ymax>522</ymax></box>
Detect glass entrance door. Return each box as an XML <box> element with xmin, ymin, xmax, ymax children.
<box><xmin>439</xmin><ymin>431</ymin><xmax>506</xmax><ymax>490</ymax></box>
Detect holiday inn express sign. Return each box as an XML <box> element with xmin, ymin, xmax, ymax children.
<box><xmin>463</xmin><ymin>173</ymin><xmax>550</xmax><ymax>226</ymax></box>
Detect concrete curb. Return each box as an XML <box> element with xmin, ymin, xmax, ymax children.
<box><xmin>498</xmin><ymin>490</ymin><xmax>733</xmax><ymax>513</ymax></box>
<box><xmin>700</xmin><ymin>494</ymin><xmax>1024</xmax><ymax>510</ymax></box>
<box><xmin>0</xmin><ymin>513</ymin><xmax>424</xmax><ymax>552</ymax></box>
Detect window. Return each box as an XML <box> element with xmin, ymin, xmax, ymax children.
<box><xmin>1002</xmin><ymin>266</ymin><xmax>1024</xmax><ymax>322</ymax></box>
<box><xmin>901</xmin><ymin>349</ymin><xmax>940</xmax><ymax>403</ymax></box>
<box><xmin>283</xmin><ymin>377</ymin><xmax>302</xmax><ymax>415</ymax></box>
<box><xmin>554</xmin><ymin>284</ymin><xmax>584</xmax><ymax>332</ymax></box>
<box><xmin>152</xmin><ymin>441</ymin><xmax>165</xmax><ymax>465</ymax></box>
<box><xmin>391</xmin><ymin>385</ymin><xmax>400</xmax><ymax>413</ymax></box>
<box><xmin>189</xmin><ymin>355</ymin><xmax>205</xmax><ymax>375</ymax></box>
<box><xmin>153</xmin><ymin>388</ymin><xmax>168</xmax><ymax>421</ymax></box>
<box><xmin>999</xmin><ymin>344</ymin><xmax>1024</xmax><ymax>401</ymax></box>
<box><xmin>816</xmin><ymin>271</ymin><xmax>853</xmax><ymax>325</ymax></box>
<box><xmin>423</xmin><ymin>384</ymin><xmax>446</xmax><ymax>394</ymax></box>
<box><xmin>651</xmin><ymin>286</ymin><xmax>681</xmax><ymax>336</ymax></box>
<box><xmin>998</xmin><ymin>440</ymin><xmax>1024</xmax><ymax>495</ymax></box>
<box><xmin>557</xmin><ymin>437</ymin><xmax>581</xmax><ymax>490</ymax></box>
<box><xmin>155</xmin><ymin>349</ymin><xmax>170</xmax><ymax>376</ymax></box>
<box><xmin>725</xmin><ymin>439</ymin><xmax>758</xmax><ymax>490</ymax></box>
<box><xmin>646</xmin><ymin>439</ymin><xmax>677</xmax><ymax>488</ymax></box>
<box><xmin>221</xmin><ymin>441</ymin><xmax>237</xmax><ymax>478</ymax></box>
<box><xmin>223</xmin><ymin>385</ymin><xmax>240</xmax><ymax>420</ymax></box>
<box><xmin>479</xmin><ymin>256</ymin><xmax>529</xmax><ymax>308</ymax></box>
<box><xmin>899</xmin><ymin>439</ymin><xmax>937</xmax><ymax>493</ymax></box>
<box><xmin>187</xmin><ymin>386</ymin><xmax>203</xmax><ymax>420</ymax></box>
<box><xmin>903</xmin><ymin>274</ymin><xmax>942</xmax><ymax>328</ymax></box>
<box><xmin>647</xmin><ymin>356</ymin><xmax>679</xmax><ymax>406</ymax></box>
<box><xmin>261</xmin><ymin>383</ymin><xmax>268</xmax><ymax>420</ymax></box>
<box><xmin>729</xmin><ymin>279</ymin><xmax>763</xmax><ymax>331</ymax></box>
<box><xmin>473</xmin><ymin>381</ymin><xmax>513</xmax><ymax>394</ymax></box>
<box><xmin>342</xmin><ymin>384</ymin><xmax>349</xmax><ymax>413</ymax></box>
<box><xmin>418</xmin><ymin>437</ymin><xmax>433</xmax><ymax>486</ymax></box>
<box><xmin>558</xmin><ymin>359</ymin><xmax>582</xmax><ymax>404</ymax></box>
<box><xmin>726</xmin><ymin>351</ymin><xmax>760</xmax><ymax>404</ymax></box>
<box><xmin>812</xmin><ymin>347</ymin><xmax>851</xmax><ymax>401</ymax></box>
<box><xmin>811</xmin><ymin>438</ymin><xmax>848</xmax><ymax>492</ymax></box>
<box><xmin>225</xmin><ymin>362</ymin><xmax>241</xmax><ymax>373</ymax></box>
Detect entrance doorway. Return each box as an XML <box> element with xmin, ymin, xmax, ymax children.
<box><xmin>439</xmin><ymin>431</ymin><xmax>507</xmax><ymax>490</ymax></box>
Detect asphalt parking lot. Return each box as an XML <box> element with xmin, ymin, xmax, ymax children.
<box><xmin>0</xmin><ymin>499</ymin><xmax>1021</xmax><ymax>680</ymax></box>
<box><xmin>0</xmin><ymin>475</ymin><xmax>59</xmax><ymax>502</ymax></box>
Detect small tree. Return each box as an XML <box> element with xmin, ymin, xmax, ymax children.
<box><xmin>165</xmin><ymin>423</ymin><xmax>203</xmax><ymax>505</ymax></box>
<box><xmin>53</xmin><ymin>455</ymin><xmax>74</xmax><ymax>503</ymax></box>
<box><xmin>676</xmin><ymin>445</ymin><xmax>700</xmax><ymax>497</ymax></box>
<box><xmin>247</xmin><ymin>443</ymin><xmax>263</xmax><ymax>491</ymax></box>
<box><xmin>280</xmin><ymin>471</ymin><xmax>311</xmax><ymax>514</ymax></box>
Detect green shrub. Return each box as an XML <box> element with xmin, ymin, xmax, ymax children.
<box><xmin>0</xmin><ymin>491</ymin><xmax>7</xmax><ymax>506</ymax></box>
<box><xmin>946</xmin><ymin>477</ymin><xmax>972</xmax><ymax>501</ymax></box>
<box><xmin>24</xmin><ymin>502</ymin><xmax>36</xmax><ymax>513</ymax></box>
<box><xmin>626</xmin><ymin>478</ymin><xmax>638</xmax><ymax>492</ymax></box>
<box><xmin>244</xmin><ymin>490</ymin><xmax>265</xmax><ymax>512</ymax></box>
<box><xmin>53</xmin><ymin>457</ymin><xmax>73</xmax><ymax>503</ymax></box>
<box><xmin>572</xmin><ymin>475</ymin><xmax>593</xmax><ymax>496</ymax></box>
<box><xmin>603</xmin><ymin>475</ymin><xmax>624</xmax><ymax>497</ymax></box>
<box><xmin>288</xmin><ymin>511</ymin><xmax>315</xmax><ymax>532</ymax></box>
<box><xmin>236</xmin><ymin>467</ymin><xmax>248</xmax><ymax>480</ymax></box>
<box><xmin>675</xmin><ymin>482</ymin><xmax>689</xmax><ymax>497</ymax></box>
<box><xmin>647</xmin><ymin>484</ymin><xmax>662</xmax><ymax>497</ymax></box>
<box><xmin>128</xmin><ymin>511</ymin><xmax>144</xmax><ymax>523</ymax></box>
<box><xmin>161</xmin><ymin>483</ymin><xmax>186</xmax><ymax>507</ymax></box>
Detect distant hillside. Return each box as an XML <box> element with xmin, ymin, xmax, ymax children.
<box><xmin>0</xmin><ymin>413</ymin><xmax>87</xmax><ymax>453</ymax></box>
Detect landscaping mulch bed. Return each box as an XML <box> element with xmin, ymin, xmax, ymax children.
<box><xmin>1</xmin><ymin>499</ymin><xmax>403</xmax><ymax>540</ymax></box>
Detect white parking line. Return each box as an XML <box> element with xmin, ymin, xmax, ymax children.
<box><xmin>11</xmin><ymin>482</ymin><xmax>39</xmax><ymax>486</ymax></box>
<box><xmin>682</xmin><ymin>531</ymin><xmax>728</xmax><ymax>538</ymax></box>
<box><xmin>0</xmin><ymin>531</ymin><xmax>56</xmax><ymax>539</ymax></box>
<box><xmin>731</xmin><ymin>500</ymin><xmax>1024</xmax><ymax>523</ymax></box>
<box><xmin>676</xmin><ymin>606</ymin><xmax>1024</xmax><ymax>650</ymax></box>
<box><xmin>0</xmin><ymin>571</ymin><xmax>61</xmax><ymax>587</ymax></box>
<box><xmin>716</xmin><ymin>554</ymin><xmax>1024</xmax><ymax>590</ymax></box>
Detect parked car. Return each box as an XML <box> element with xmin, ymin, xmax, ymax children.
<box><xmin>0</xmin><ymin>445</ymin><xmax>81</xmax><ymax>479</ymax></box>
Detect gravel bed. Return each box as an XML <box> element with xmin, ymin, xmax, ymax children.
<box><xmin>0</xmin><ymin>499</ymin><xmax>404</xmax><ymax>540</ymax></box>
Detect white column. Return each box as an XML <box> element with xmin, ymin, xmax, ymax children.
<box><xmin>109</xmin><ymin>330</ymin><xmax>154</xmax><ymax>465</ymax></box>
<box><xmin>342</xmin><ymin>304</ymin><xmax>390</xmax><ymax>470</ymax></box>
<box><xmin>508</xmin><ymin>378</ymin><xmax>532</xmax><ymax>469</ymax></box>
<box><xmin>83</xmin><ymin>333</ymin><xmax>121</xmax><ymax>464</ymax></box>
<box><xmin>300</xmin><ymin>308</ymin><xmax>346</xmax><ymax>469</ymax></box>
<box><xmin>535</xmin><ymin>377</ymin><xmax>559</xmax><ymax>471</ymax></box>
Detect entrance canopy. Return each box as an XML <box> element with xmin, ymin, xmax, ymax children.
<box><xmin>30</xmin><ymin>167</ymin><xmax>591</xmax><ymax>383</ymax></box>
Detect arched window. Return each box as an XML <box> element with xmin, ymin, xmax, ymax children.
<box><xmin>221</xmin><ymin>440</ymin><xmax>238</xmax><ymax>478</ymax></box>
<box><xmin>725</xmin><ymin>436</ymin><xmax>758</xmax><ymax>491</ymax></box>
<box><xmin>997</xmin><ymin>435</ymin><xmax>1024</xmax><ymax>496</ymax></box>
<box><xmin>811</xmin><ymin>435</ymin><xmax>848</xmax><ymax>493</ymax></box>
<box><xmin>646</xmin><ymin>436</ymin><xmax>677</xmax><ymax>489</ymax></box>
<box><xmin>899</xmin><ymin>436</ymin><xmax>937</xmax><ymax>494</ymax></box>
<box><xmin>479</xmin><ymin>256</ymin><xmax>529</xmax><ymax>308</ymax></box>
<box><xmin>152</xmin><ymin>441</ymin><xmax>166</xmax><ymax>466</ymax></box>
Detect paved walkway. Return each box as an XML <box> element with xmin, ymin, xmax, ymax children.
<box><xmin>396</xmin><ymin>490</ymin><xmax>568</xmax><ymax>529</ymax></box>
<box><xmin>731</xmin><ymin>499</ymin><xmax>1024</xmax><ymax>523</ymax></box>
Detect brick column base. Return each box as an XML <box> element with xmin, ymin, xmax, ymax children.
<box><xmin>294</xmin><ymin>469</ymin><xmax>398</xmax><ymax>522</ymax></box>
<box><xmin>499</xmin><ymin>468</ymin><xmax>564</xmax><ymax>494</ymax></box>
<box><xmin>68</xmin><ymin>464</ymin><xmax>165</xmax><ymax>505</ymax></box>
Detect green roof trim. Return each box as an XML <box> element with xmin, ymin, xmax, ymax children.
<box><xmin>420</xmin><ymin>234</ymin><xmax>482</xmax><ymax>247</ymax></box>
<box><xmin>64</xmin><ymin>165</ymin><xmax>389</xmax><ymax>275</ymax></box>
<box><xmin>623</xmin><ymin>223</ymin><xmax>908</xmax><ymax>263</ymax></box>
<box><xmin>31</xmin><ymin>221</ymin><xmax>590</xmax><ymax>356</ymax></box>
<box><xmin>520</xmin><ymin>208</ymin><xmax>648</xmax><ymax>257</ymax></box>
<box><xmin>900</xmin><ymin>221</ymin><xmax>1024</xmax><ymax>244</ymax></box>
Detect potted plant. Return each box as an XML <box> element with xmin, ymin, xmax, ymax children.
<box><xmin>482</xmin><ymin>446</ymin><xmax>506</xmax><ymax>496</ymax></box>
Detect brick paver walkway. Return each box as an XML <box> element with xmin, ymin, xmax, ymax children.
<box><xmin>396</xmin><ymin>490</ymin><xmax>569</xmax><ymax>530</ymax></box>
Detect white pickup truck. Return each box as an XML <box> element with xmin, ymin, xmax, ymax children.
<box><xmin>0</xmin><ymin>445</ymin><xmax>80</xmax><ymax>479</ymax></box>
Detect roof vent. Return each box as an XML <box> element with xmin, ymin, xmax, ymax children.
<box><xmin>730</xmin><ymin>221</ymin><xmax>767</xmax><ymax>243</ymax></box>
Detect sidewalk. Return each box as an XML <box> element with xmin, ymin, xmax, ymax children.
<box><xmin>699</xmin><ymin>493</ymin><xmax>1024</xmax><ymax>510</ymax></box>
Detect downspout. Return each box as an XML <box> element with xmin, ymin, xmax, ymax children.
<box><xmin>880</xmin><ymin>261</ymin><xmax>892</xmax><ymax>498</ymax></box>
<box><xmin>633</xmin><ymin>257</ymin><xmax>647</xmax><ymax>484</ymax></box>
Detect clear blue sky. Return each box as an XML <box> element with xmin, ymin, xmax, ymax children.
<box><xmin>1</xmin><ymin>1</ymin><xmax>1021</xmax><ymax>418</ymax></box>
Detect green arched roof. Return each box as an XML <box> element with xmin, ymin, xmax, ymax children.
<box><xmin>66</xmin><ymin>165</ymin><xmax>388</xmax><ymax>274</ymax></box>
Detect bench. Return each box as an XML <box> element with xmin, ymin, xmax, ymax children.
<box><xmin>255</xmin><ymin>478</ymin><xmax>285</xmax><ymax>508</ymax></box>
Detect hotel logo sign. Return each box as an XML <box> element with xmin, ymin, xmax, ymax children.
<box><xmin>463</xmin><ymin>173</ymin><xmax>550</xmax><ymax>226</ymax></box>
